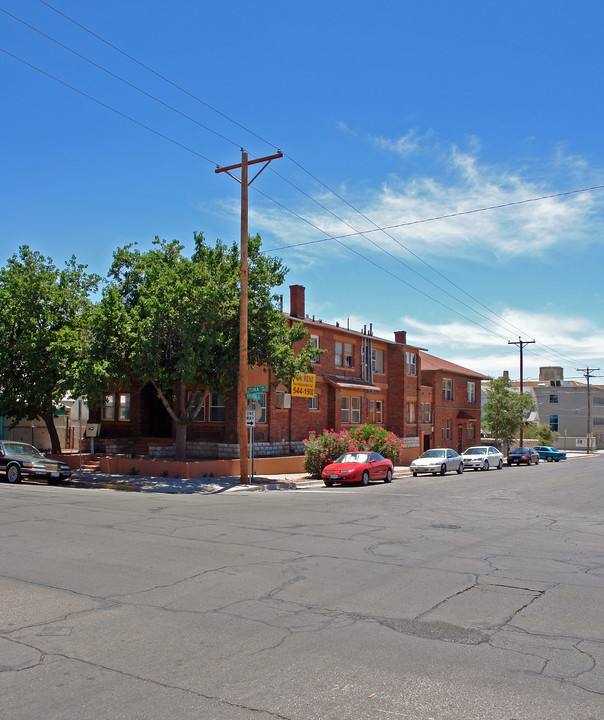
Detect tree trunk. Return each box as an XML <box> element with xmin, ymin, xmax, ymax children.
<box><xmin>175</xmin><ymin>422</ymin><xmax>187</xmax><ymax>462</ymax></box>
<box><xmin>42</xmin><ymin>412</ymin><xmax>62</xmax><ymax>454</ymax></box>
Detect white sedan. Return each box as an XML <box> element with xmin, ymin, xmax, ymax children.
<box><xmin>410</xmin><ymin>448</ymin><xmax>464</xmax><ymax>477</ymax></box>
<box><xmin>461</xmin><ymin>445</ymin><xmax>504</xmax><ymax>471</ymax></box>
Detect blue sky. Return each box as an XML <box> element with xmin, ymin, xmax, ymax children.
<box><xmin>2</xmin><ymin>1</ymin><xmax>604</xmax><ymax>381</ymax></box>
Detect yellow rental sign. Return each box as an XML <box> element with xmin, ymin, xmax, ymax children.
<box><xmin>291</xmin><ymin>373</ymin><xmax>316</xmax><ymax>398</ymax></box>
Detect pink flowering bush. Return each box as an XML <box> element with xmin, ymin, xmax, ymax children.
<box><xmin>303</xmin><ymin>425</ymin><xmax>405</xmax><ymax>478</ymax></box>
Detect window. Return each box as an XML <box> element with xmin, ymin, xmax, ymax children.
<box><xmin>335</xmin><ymin>342</ymin><xmax>343</xmax><ymax>367</ymax></box>
<box><xmin>118</xmin><ymin>393</ymin><xmax>130</xmax><ymax>421</ymax></box>
<box><xmin>549</xmin><ymin>414</ymin><xmax>559</xmax><ymax>432</ymax></box>
<box><xmin>309</xmin><ymin>394</ymin><xmax>319</xmax><ymax>410</ymax></box>
<box><xmin>441</xmin><ymin>418</ymin><xmax>451</xmax><ymax>440</ymax></box>
<box><xmin>425</xmin><ymin>402</ymin><xmax>431</xmax><ymax>424</ymax></box>
<box><xmin>102</xmin><ymin>394</ymin><xmax>115</xmax><ymax>421</ymax></box>
<box><xmin>310</xmin><ymin>335</ymin><xmax>320</xmax><ymax>363</ymax></box>
<box><xmin>549</xmin><ymin>394</ymin><xmax>559</xmax><ymax>403</ymax></box>
<box><xmin>344</xmin><ymin>343</ymin><xmax>353</xmax><ymax>368</ymax></box>
<box><xmin>210</xmin><ymin>393</ymin><xmax>226</xmax><ymax>422</ymax></box>
<box><xmin>369</xmin><ymin>400</ymin><xmax>383</xmax><ymax>424</ymax></box>
<box><xmin>467</xmin><ymin>423</ymin><xmax>475</xmax><ymax>439</ymax></box>
<box><xmin>420</xmin><ymin>402</ymin><xmax>424</xmax><ymax>423</ymax></box>
<box><xmin>467</xmin><ymin>382</ymin><xmax>476</xmax><ymax>403</ymax></box>
<box><xmin>371</xmin><ymin>348</ymin><xmax>384</xmax><ymax>373</ymax></box>
<box><xmin>407</xmin><ymin>402</ymin><xmax>416</xmax><ymax>423</ymax></box>
<box><xmin>443</xmin><ymin>378</ymin><xmax>453</xmax><ymax>401</ymax></box>
<box><xmin>256</xmin><ymin>393</ymin><xmax>267</xmax><ymax>423</ymax></box>
<box><xmin>351</xmin><ymin>397</ymin><xmax>361</xmax><ymax>423</ymax></box>
<box><xmin>341</xmin><ymin>396</ymin><xmax>350</xmax><ymax>423</ymax></box>
<box><xmin>405</xmin><ymin>352</ymin><xmax>417</xmax><ymax>375</ymax></box>
<box><xmin>187</xmin><ymin>390</ymin><xmax>206</xmax><ymax>421</ymax></box>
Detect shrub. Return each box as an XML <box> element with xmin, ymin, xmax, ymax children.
<box><xmin>303</xmin><ymin>425</ymin><xmax>405</xmax><ymax>478</ymax></box>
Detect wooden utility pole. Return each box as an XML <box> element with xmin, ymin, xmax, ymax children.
<box><xmin>577</xmin><ymin>366</ymin><xmax>600</xmax><ymax>455</ymax></box>
<box><xmin>508</xmin><ymin>337</ymin><xmax>535</xmax><ymax>446</ymax></box>
<box><xmin>215</xmin><ymin>150</ymin><xmax>282</xmax><ymax>484</ymax></box>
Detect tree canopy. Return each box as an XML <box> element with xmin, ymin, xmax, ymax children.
<box><xmin>482</xmin><ymin>375</ymin><xmax>536</xmax><ymax>449</ymax></box>
<box><xmin>0</xmin><ymin>246</ymin><xmax>99</xmax><ymax>453</ymax></box>
<box><xmin>89</xmin><ymin>232</ymin><xmax>319</xmax><ymax>460</ymax></box>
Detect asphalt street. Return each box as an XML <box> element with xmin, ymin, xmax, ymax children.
<box><xmin>1</xmin><ymin>454</ymin><xmax>603</xmax><ymax>719</ymax></box>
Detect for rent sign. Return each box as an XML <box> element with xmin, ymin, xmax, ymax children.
<box><xmin>291</xmin><ymin>373</ymin><xmax>316</xmax><ymax>398</ymax></box>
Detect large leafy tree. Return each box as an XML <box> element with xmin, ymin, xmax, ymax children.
<box><xmin>90</xmin><ymin>232</ymin><xmax>318</xmax><ymax>461</ymax></box>
<box><xmin>482</xmin><ymin>375</ymin><xmax>536</xmax><ymax>449</ymax></box>
<box><xmin>0</xmin><ymin>246</ymin><xmax>100</xmax><ymax>453</ymax></box>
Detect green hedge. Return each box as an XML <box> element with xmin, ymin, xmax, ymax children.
<box><xmin>303</xmin><ymin>425</ymin><xmax>405</xmax><ymax>478</ymax></box>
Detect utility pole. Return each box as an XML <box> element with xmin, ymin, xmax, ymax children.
<box><xmin>215</xmin><ymin>150</ymin><xmax>282</xmax><ymax>484</ymax></box>
<box><xmin>577</xmin><ymin>366</ymin><xmax>600</xmax><ymax>455</ymax></box>
<box><xmin>508</xmin><ymin>337</ymin><xmax>535</xmax><ymax>446</ymax></box>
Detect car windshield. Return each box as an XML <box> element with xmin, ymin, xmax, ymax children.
<box><xmin>335</xmin><ymin>453</ymin><xmax>371</xmax><ymax>464</ymax></box>
<box><xmin>512</xmin><ymin>448</ymin><xmax>528</xmax><ymax>453</ymax></box>
<box><xmin>463</xmin><ymin>448</ymin><xmax>485</xmax><ymax>455</ymax></box>
<box><xmin>420</xmin><ymin>449</ymin><xmax>445</xmax><ymax>458</ymax></box>
<box><xmin>3</xmin><ymin>442</ymin><xmax>43</xmax><ymax>457</ymax></box>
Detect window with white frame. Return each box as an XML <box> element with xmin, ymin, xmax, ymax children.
<box><xmin>335</xmin><ymin>342</ymin><xmax>343</xmax><ymax>367</ymax></box>
<box><xmin>256</xmin><ymin>393</ymin><xmax>267</xmax><ymax>423</ymax></box>
<box><xmin>102</xmin><ymin>394</ymin><xmax>115</xmax><ymax>421</ymax></box>
<box><xmin>310</xmin><ymin>335</ymin><xmax>320</xmax><ymax>363</ymax></box>
<box><xmin>341</xmin><ymin>396</ymin><xmax>350</xmax><ymax>423</ymax></box>
<box><xmin>351</xmin><ymin>397</ymin><xmax>361</xmax><ymax>423</ymax></box>
<box><xmin>344</xmin><ymin>343</ymin><xmax>354</xmax><ymax>368</ymax></box>
<box><xmin>441</xmin><ymin>418</ymin><xmax>451</xmax><ymax>440</ymax></box>
<box><xmin>210</xmin><ymin>393</ymin><xmax>226</xmax><ymax>422</ymax></box>
<box><xmin>118</xmin><ymin>393</ymin><xmax>130</xmax><ymax>421</ymax></box>
<box><xmin>467</xmin><ymin>423</ymin><xmax>475</xmax><ymax>439</ymax></box>
<box><xmin>374</xmin><ymin>400</ymin><xmax>383</xmax><ymax>423</ymax></box>
<box><xmin>405</xmin><ymin>352</ymin><xmax>417</xmax><ymax>375</ymax></box>
<box><xmin>407</xmin><ymin>401</ymin><xmax>416</xmax><ymax>423</ymax></box>
<box><xmin>425</xmin><ymin>402</ymin><xmax>431</xmax><ymax>424</ymax></box>
<box><xmin>309</xmin><ymin>394</ymin><xmax>319</xmax><ymax>410</ymax></box>
<box><xmin>443</xmin><ymin>378</ymin><xmax>453</xmax><ymax>401</ymax></box>
<box><xmin>467</xmin><ymin>381</ymin><xmax>476</xmax><ymax>403</ymax></box>
<box><xmin>371</xmin><ymin>348</ymin><xmax>384</xmax><ymax>373</ymax></box>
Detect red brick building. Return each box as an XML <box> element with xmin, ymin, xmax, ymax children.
<box><xmin>92</xmin><ymin>285</ymin><xmax>484</xmax><ymax>462</ymax></box>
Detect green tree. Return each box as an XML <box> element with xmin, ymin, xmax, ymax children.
<box><xmin>482</xmin><ymin>375</ymin><xmax>536</xmax><ymax>448</ymax></box>
<box><xmin>90</xmin><ymin>233</ymin><xmax>319</xmax><ymax>461</ymax></box>
<box><xmin>0</xmin><ymin>246</ymin><xmax>99</xmax><ymax>453</ymax></box>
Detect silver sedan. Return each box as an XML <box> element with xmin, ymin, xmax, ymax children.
<box><xmin>462</xmin><ymin>445</ymin><xmax>504</xmax><ymax>471</ymax></box>
<box><xmin>410</xmin><ymin>448</ymin><xmax>464</xmax><ymax>477</ymax></box>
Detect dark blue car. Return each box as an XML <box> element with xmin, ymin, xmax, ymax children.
<box><xmin>534</xmin><ymin>446</ymin><xmax>567</xmax><ymax>462</ymax></box>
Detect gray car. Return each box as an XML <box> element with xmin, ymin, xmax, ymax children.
<box><xmin>0</xmin><ymin>441</ymin><xmax>72</xmax><ymax>484</ymax></box>
<box><xmin>410</xmin><ymin>448</ymin><xmax>464</xmax><ymax>477</ymax></box>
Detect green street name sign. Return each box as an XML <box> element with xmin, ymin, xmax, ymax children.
<box><xmin>247</xmin><ymin>385</ymin><xmax>267</xmax><ymax>394</ymax></box>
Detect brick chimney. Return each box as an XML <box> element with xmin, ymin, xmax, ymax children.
<box><xmin>394</xmin><ymin>330</ymin><xmax>407</xmax><ymax>344</ymax></box>
<box><xmin>290</xmin><ymin>285</ymin><xmax>305</xmax><ymax>318</ymax></box>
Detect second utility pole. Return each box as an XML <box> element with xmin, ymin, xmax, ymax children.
<box><xmin>215</xmin><ymin>150</ymin><xmax>282</xmax><ymax>484</ymax></box>
<box><xmin>508</xmin><ymin>336</ymin><xmax>535</xmax><ymax>446</ymax></box>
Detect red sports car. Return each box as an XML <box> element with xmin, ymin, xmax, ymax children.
<box><xmin>321</xmin><ymin>451</ymin><xmax>394</xmax><ymax>487</ymax></box>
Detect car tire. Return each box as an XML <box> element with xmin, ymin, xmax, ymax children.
<box><xmin>7</xmin><ymin>464</ymin><xmax>21</xmax><ymax>483</ymax></box>
<box><xmin>384</xmin><ymin>468</ymin><xmax>393</xmax><ymax>483</ymax></box>
<box><xmin>440</xmin><ymin>463</ymin><xmax>446</xmax><ymax>476</ymax></box>
<box><xmin>324</xmin><ymin>481</ymin><xmax>334</xmax><ymax>487</ymax></box>
<box><xmin>482</xmin><ymin>460</ymin><xmax>490</xmax><ymax>471</ymax></box>
<box><xmin>497</xmin><ymin>459</ymin><xmax>503</xmax><ymax>470</ymax></box>
<box><xmin>361</xmin><ymin>471</ymin><xmax>370</xmax><ymax>486</ymax></box>
<box><xmin>535</xmin><ymin>457</ymin><xmax>539</xmax><ymax>464</ymax></box>
<box><xmin>546</xmin><ymin>456</ymin><xmax>553</xmax><ymax>462</ymax></box>
<box><xmin>457</xmin><ymin>462</ymin><xmax>464</xmax><ymax>474</ymax></box>
<box><xmin>412</xmin><ymin>471</ymin><xmax>418</xmax><ymax>477</ymax></box>
<box><xmin>507</xmin><ymin>461</ymin><xmax>512</xmax><ymax>466</ymax></box>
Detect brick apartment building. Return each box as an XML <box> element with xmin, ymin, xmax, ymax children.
<box><xmin>91</xmin><ymin>285</ymin><xmax>484</xmax><ymax>462</ymax></box>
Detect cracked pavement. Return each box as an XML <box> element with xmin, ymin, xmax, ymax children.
<box><xmin>1</xmin><ymin>457</ymin><xmax>603</xmax><ymax>719</ymax></box>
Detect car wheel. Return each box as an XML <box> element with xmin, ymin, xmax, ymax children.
<box><xmin>412</xmin><ymin>471</ymin><xmax>418</xmax><ymax>477</ymax></box>
<box><xmin>497</xmin><ymin>459</ymin><xmax>503</xmax><ymax>470</ymax></box>
<box><xmin>439</xmin><ymin>463</ymin><xmax>446</xmax><ymax>476</ymax></box>
<box><xmin>535</xmin><ymin>457</ymin><xmax>539</xmax><ymax>464</ymax></box>
<box><xmin>554</xmin><ymin>459</ymin><xmax>560</xmax><ymax>462</ymax></box>
<box><xmin>384</xmin><ymin>468</ymin><xmax>393</xmax><ymax>483</ymax></box>
<box><xmin>361</xmin><ymin>471</ymin><xmax>370</xmax><ymax>486</ymax></box>
<box><xmin>507</xmin><ymin>461</ymin><xmax>512</xmax><ymax>466</ymax></box>
<box><xmin>7</xmin><ymin>464</ymin><xmax>21</xmax><ymax>483</ymax></box>
<box><xmin>324</xmin><ymin>481</ymin><xmax>334</xmax><ymax>487</ymax></box>
<box><xmin>482</xmin><ymin>460</ymin><xmax>490</xmax><ymax>471</ymax></box>
<box><xmin>457</xmin><ymin>462</ymin><xmax>464</xmax><ymax>474</ymax></box>
<box><xmin>546</xmin><ymin>456</ymin><xmax>553</xmax><ymax>462</ymax></box>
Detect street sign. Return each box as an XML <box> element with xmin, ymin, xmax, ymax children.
<box><xmin>246</xmin><ymin>392</ymin><xmax>260</xmax><ymax>401</ymax></box>
<box><xmin>245</xmin><ymin>410</ymin><xmax>256</xmax><ymax>427</ymax></box>
<box><xmin>247</xmin><ymin>385</ymin><xmax>267</xmax><ymax>394</ymax></box>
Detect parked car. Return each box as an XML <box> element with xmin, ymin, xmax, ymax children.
<box><xmin>507</xmin><ymin>447</ymin><xmax>540</xmax><ymax>466</ymax></box>
<box><xmin>322</xmin><ymin>451</ymin><xmax>393</xmax><ymax>487</ymax></box>
<box><xmin>410</xmin><ymin>448</ymin><xmax>464</xmax><ymax>477</ymax></box>
<box><xmin>0</xmin><ymin>441</ymin><xmax>72</xmax><ymax>484</ymax></box>
<box><xmin>462</xmin><ymin>445</ymin><xmax>504</xmax><ymax>471</ymax></box>
<box><xmin>534</xmin><ymin>446</ymin><xmax>567</xmax><ymax>462</ymax></box>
